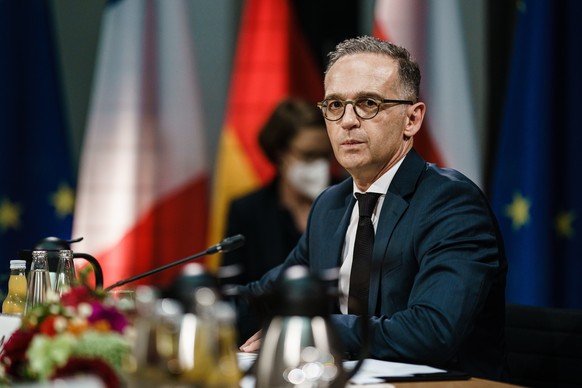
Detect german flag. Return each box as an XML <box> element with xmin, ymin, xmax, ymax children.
<box><xmin>208</xmin><ymin>0</ymin><xmax>323</xmax><ymax>268</ymax></box>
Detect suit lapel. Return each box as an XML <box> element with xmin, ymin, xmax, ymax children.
<box><xmin>330</xmin><ymin>190</ymin><xmax>356</xmax><ymax>268</ymax></box>
<box><xmin>314</xmin><ymin>179</ymin><xmax>355</xmax><ymax>270</ymax></box>
<box><xmin>368</xmin><ymin>149</ymin><xmax>427</xmax><ymax>314</ymax></box>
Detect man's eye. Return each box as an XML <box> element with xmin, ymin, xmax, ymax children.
<box><xmin>360</xmin><ymin>98</ymin><xmax>378</xmax><ymax>108</ymax></box>
<box><xmin>327</xmin><ymin>100</ymin><xmax>343</xmax><ymax>110</ymax></box>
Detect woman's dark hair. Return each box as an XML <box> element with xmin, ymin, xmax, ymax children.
<box><xmin>258</xmin><ymin>98</ymin><xmax>326</xmax><ymax>165</ymax></box>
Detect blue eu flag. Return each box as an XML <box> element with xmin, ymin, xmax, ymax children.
<box><xmin>0</xmin><ymin>2</ymin><xmax>75</xmax><ymax>294</ymax></box>
<box><xmin>491</xmin><ymin>0</ymin><xmax>582</xmax><ymax>308</ymax></box>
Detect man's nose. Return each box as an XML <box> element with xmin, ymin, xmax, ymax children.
<box><xmin>341</xmin><ymin>103</ymin><xmax>360</xmax><ymax>128</ymax></box>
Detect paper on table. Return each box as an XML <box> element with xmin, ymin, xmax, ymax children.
<box><xmin>238</xmin><ymin>353</ymin><xmax>445</xmax><ymax>386</ymax></box>
<box><xmin>345</xmin><ymin>358</ymin><xmax>445</xmax><ymax>384</ymax></box>
<box><xmin>238</xmin><ymin>351</ymin><xmax>259</xmax><ymax>372</ymax></box>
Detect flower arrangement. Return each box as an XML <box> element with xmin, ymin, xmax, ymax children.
<box><xmin>0</xmin><ymin>285</ymin><xmax>133</xmax><ymax>387</ymax></box>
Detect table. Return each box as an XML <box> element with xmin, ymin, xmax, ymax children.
<box><xmin>238</xmin><ymin>353</ymin><xmax>521</xmax><ymax>388</ymax></box>
<box><xmin>348</xmin><ymin>378</ymin><xmax>520</xmax><ymax>387</ymax></box>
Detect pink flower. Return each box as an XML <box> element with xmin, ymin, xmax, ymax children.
<box><xmin>87</xmin><ymin>302</ymin><xmax>128</xmax><ymax>333</ymax></box>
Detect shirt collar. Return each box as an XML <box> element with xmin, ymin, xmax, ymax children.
<box><xmin>352</xmin><ymin>157</ymin><xmax>405</xmax><ymax>197</ymax></box>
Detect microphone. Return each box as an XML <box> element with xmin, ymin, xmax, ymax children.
<box><xmin>206</xmin><ymin>234</ymin><xmax>246</xmax><ymax>254</ymax></box>
<box><xmin>104</xmin><ymin>234</ymin><xmax>246</xmax><ymax>291</ymax></box>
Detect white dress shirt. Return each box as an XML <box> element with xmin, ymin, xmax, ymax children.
<box><xmin>338</xmin><ymin>158</ymin><xmax>404</xmax><ymax>314</ymax></box>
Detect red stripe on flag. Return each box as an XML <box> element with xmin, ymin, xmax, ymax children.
<box><xmin>73</xmin><ymin>0</ymin><xmax>210</xmax><ymax>283</ymax></box>
<box><xmin>97</xmin><ymin>176</ymin><xmax>209</xmax><ymax>289</ymax></box>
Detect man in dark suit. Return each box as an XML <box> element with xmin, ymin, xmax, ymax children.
<box><xmin>239</xmin><ymin>36</ymin><xmax>507</xmax><ymax>381</ymax></box>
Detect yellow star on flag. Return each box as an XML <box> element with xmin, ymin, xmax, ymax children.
<box><xmin>555</xmin><ymin>211</ymin><xmax>575</xmax><ymax>239</ymax></box>
<box><xmin>51</xmin><ymin>183</ymin><xmax>75</xmax><ymax>218</ymax></box>
<box><xmin>505</xmin><ymin>192</ymin><xmax>531</xmax><ymax>230</ymax></box>
<box><xmin>0</xmin><ymin>197</ymin><xmax>22</xmax><ymax>232</ymax></box>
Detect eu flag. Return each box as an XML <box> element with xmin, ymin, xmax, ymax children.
<box><xmin>0</xmin><ymin>2</ymin><xmax>75</xmax><ymax>294</ymax></box>
<box><xmin>491</xmin><ymin>0</ymin><xmax>582</xmax><ymax>308</ymax></box>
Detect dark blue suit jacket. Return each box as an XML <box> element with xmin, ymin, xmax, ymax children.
<box><xmin>243</xmin><ymin>149</ymin><xmax>507</xmax><ymax>381</ymax></box>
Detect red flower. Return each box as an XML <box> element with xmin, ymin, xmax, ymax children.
<box><xmin>0</xmin><ymin>329</ymin><xmax>35</xmax><ymax>377</ymax></box>
<box><xmin>38</xmin><ymin>315</ymin><xmax>61</xmax><ymax>336</ymax></box>
<box><xmin>51</xmin><ymin>357</ymin><xmax>120</xmax><ymax>388</ymax></box>
<box><xmin>59</xmin><ymin>286</ymin><xmax>98</xmax><ymax>307</ymax></box>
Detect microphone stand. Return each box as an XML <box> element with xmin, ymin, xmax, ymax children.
<box><xmin>104</xmin><ymin>234</ymin><xmax>245</xmax><ymax>291</ymax></box>
<box><xmin>105</xmin><ymin>251</ymin><xmax>206</xmax><ymax>291</ymax></box>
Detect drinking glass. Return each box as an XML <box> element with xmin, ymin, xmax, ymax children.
<box><xmin>24</xmin><ymin>250</ymin><xmax>51</xmax><ymax>314</ymax></box>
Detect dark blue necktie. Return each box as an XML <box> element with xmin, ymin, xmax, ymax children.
<box><xmin>349</xmin><ymin>192</ymin><xmax>381</xmax><ymax>314</ymax></box>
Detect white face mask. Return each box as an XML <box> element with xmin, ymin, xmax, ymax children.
<box><xmin>287</xmin><ymin>159</ymin><xmax>331</xmax><ymax>200</ymax></box>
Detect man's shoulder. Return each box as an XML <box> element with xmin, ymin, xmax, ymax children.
<box><xmin>393</xmin><ymin>149</ymin><xmax>485</xmax><ymax>200</ymax></box>
<box><xmin>423</xmin><ymin>163</ymin><xmax>483</xmax><ymax>192</ymax></box>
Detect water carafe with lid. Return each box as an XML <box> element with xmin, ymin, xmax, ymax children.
<box><xmin>254</xmin><ymin>265</ymin><xmax>365</xmax><ymax>388</ymax></box>
<box><xmin>19</xmin><ymin>236</ymin><xmax>103</xmax><ymax>289</ymax></box>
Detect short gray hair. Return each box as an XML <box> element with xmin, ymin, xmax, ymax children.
<box><xmin>325</xmin><ymin>36</ymin><xmax>421</xmax><ymax>101</ymax></box>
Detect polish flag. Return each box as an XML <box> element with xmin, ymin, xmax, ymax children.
<box><xmin>73</xmin><ymin>0</ymin><xmax>209</xmax><ymax>288</ymax></box>
<box><xmin>374</xmin><ymin>0</ymin><xmax>482</xmax><ymax>186</ymax></box>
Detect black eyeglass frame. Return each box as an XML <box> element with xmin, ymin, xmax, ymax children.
<box><xmin>317</xmin><ymin>97</ymin><xmax>414</xmax><ymax>121</ymax></box>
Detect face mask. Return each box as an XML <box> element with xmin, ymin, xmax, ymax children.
<box><xmin>287</xmin><ymin>159</ymin><xmax>331</xmax><ymax>200</ymax></box>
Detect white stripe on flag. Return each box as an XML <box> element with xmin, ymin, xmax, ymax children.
<box><xmin>73</xmin><ymin>0</ymin><xmax>208</xmax><ymax>273</ymax></box>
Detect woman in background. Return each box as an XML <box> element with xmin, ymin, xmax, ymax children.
<box><xmin>222</xmin><ymin>98</ymin><xmax>335</xmax><ymax>285</ymax></box>
<box><xmin>221</xmin><ymin>98</ymin><xmax>335</xmax><ymax>341</ymax></box>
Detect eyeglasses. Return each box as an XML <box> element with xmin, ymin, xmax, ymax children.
<box><xmin>317</xmin><ymin>96</ymin><xmax>413</xmax><ymax>121</ymax></box>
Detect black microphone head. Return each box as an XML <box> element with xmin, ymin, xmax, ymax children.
<box><xmin>206</xmin><ymin>234</ymin><xmax>246</xmax><ymax>254</ymax></box>
<box><xmin>219</xmin><ymin>234</ymin><xmax>246</xmax><ymax>253</ymax></box>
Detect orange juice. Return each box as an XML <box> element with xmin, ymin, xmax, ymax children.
<box><xmin>2</xmin><ymin>260</ymin><xmax>27</xmax><ymax>315</ymax></box>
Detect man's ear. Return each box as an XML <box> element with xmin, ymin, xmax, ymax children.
<box><xmin>404</xmin><ymin>102</ymin><xmax>426</xmax><ymax>138</ymax></box>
